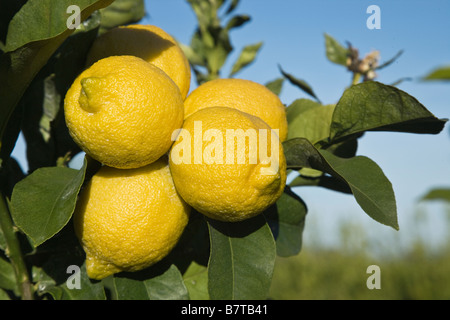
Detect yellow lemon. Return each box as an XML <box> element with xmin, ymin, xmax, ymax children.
<box><xmin>64</xmin><ymin>55</ymin><xmax>184</xmax><ymax>169</ymax></box>
<box><xmin>73</xmin><ymin>157</ymin><xmax>190</xmax><ymax>280</ymax></box>
<box><xmin>169</xmin><ymin>107</ymin><xmax>286</xmax><ymax>222</ymax></box>
<box><xmin>183</xmin><ymin>78</ymin><xmax>288</xmax><ymax>141</ymax></box>
<box><xmin>86</xmin><ymin>24</ymin><xmax>191</xmax><ymax>99</ymax></box>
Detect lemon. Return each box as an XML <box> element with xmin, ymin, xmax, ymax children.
<box><xmin>183</xmin><ymin>78</ymin><xmax>288</xmax><ymax>141</ymax></box>
<box><xmin>64</xmin><ymin>55</ymin><xmax>184</xmax><ymax>169</ymax></box>
<box><xmin>86</xmin><ymin>24</ymin><xmax>191</xmax><ymax>99</ymax></box>
<box><xmin>73</xmin><ymin>157</ymin><xmax>190</xmax><ymax>280</ymax></box>
<box><xmin>169</xmin><ymin>107</ymin><xmax>286</xmax><ymax>222</ymax></box>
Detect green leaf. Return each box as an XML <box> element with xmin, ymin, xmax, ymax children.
<box><xmin>183</xmin><ymin>261</ymin><xmax>209</xmax><ymax>300</ymax></box>
<box><xmin>113</xmin><ymin>264</ymin><xmax>189</xmax><ymax>300</ymax></box>
<box><xmin>225</xmin><ymin>0</ymin><xmax>240</xmax><ymax>15</ymax></box>
<box><xmin>264</xmin><ymin>189</ymin><xmax>307</xmax><ymax>257</ymax></box>
<box><xmin>279</xmin><ymin>65</ymin><xmax>320</xmax><ymax>102</ymax></box>
<box><xmin>286</xmin><ymin>99</ymin><xmax>320</xmax><ymax>123</ymax></box>
<box><xmin>188</xmin><ymin>0</ymin><xmax>217</xmax><ymax>34</ymax></box>
<box><xmin>207</xmin><ymin>215</ymin><xmax>276</xmax><ymax>300</ymax></box>
<box><xmin>188</xmin><ymin>29</ymin><xmax>209</xmax><ymax>65</ymax></box>
<box><xmin>225</xmin><ymin>14</ymin><xmax>250</xmax><ymax>31</ymax></box>
<box><xmin>99</xmin><ymin>0</ymin><xmax>145</xmax><ymax>34</ymax></box>
<box><xmin>283</xmin><ymin>138</ymin><xmax>399</xmax><ymax>230</ymax></box>
<box><xmin>421</xmin><ymin>188</ymin><xmax>450</xmax><ymax>202</ymax></box>
<box><xmin>229</xmin><ymin>42</ymin><xmax>262</xmax><ymax>77</ymax></box>
<box><xmin>285</xmin><ymin>99</ymin><xmax>332</xmax><ymax>178</ymax></box>
<box><xmin>423</xmin><ymin>66</ymin><xmax>450</xmax><ymax>81</ymax></box>
<box><xmin>0</xmin><ymin>256</ymin><xmax>16</xmax><ymax>292</ymax></box>
<box><xmin>10</xmin><ymin>159</ymin><xmax>87</xmax><ymax>246</ymax></box>
<box><xmin>0</xmin><ymin>221</ymin><xmax>5</xmax><ymax>251</ymax></box>
<box><xmin>39</xmin><ymin>75</ymin><xmax>61</xmax><ymax>143</ymax></box>
<box><xmin>0</xmin><ymin>0</ymin><xmax>113</xmax><ymax>154</ymax></box>
<box><xmin>205</xmin><ymin>28</ymin><xmax>232</xmax><ymax>75</ymax></box>
<box><xmin>324</xmin><ymin>33</ymin><xmax>348</xmax><ymax>66</ymax></box>
<box><xmin>4</xmin><ymin>0</ymin><xmax>110</xmax><ymax>51</ymax></box>
<box><xmin>144</xmin><ymin>264</ymin><xmax>189</xmax><ymax>300</ymax></box>
<box><xmin>111</xmin><ymin>276</ymin><xmax>149</xmax><ymax>300</ymax></box>
<box><xmin>320</xmin><ymin>150</ymin><xmax>398</xmax><ymax>230</ymax></box>
<box><xmin>179</xmin><ymin>41</ymin><xmax>206</xmax><ymax>67</ymax></box>
<box><xmin>330</xmin><ymin>81</ymin><xmax>447</xmax><ymax>142</ymax></box>
<box><xmin>0</xmin><ymin>289</ymin><xmax>11</xmax><ymax>300</ymax></box>
<box><xmin>286</xmin><ymin>99</ymin><xmax>335</xmax><ymax>144</ymax></box>
<box><xmin>265</xmin><ymin>78</ymin><xmax>284</xmax><ymax>96</ymax></box>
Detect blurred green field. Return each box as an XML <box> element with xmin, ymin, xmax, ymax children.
<box><xmin>269</xmin><ymin>205</ymin><xmax>450</xmax><ymax>300</ymax></box>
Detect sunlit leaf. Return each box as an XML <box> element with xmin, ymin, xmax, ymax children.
<box><xmin>421</xmin><ymin>188</ymin><xmax>450</xmax><ymax>202</ymax></box>
<box><xmin>423</xmin><ymin>66</ymin><xmax>450</xmax><ymax>81</ymax></box>
<box><xmin>330</xmin><ymin>81</ymin><xmax>447</xmax><ymax>142</ymax></box>
<box><xmin>10</xmin><ymin>159</ymin><xmax>87</xmax><ymax>246</ymax></box>
<box><xmin>324</xmin><ymin>33</ymin><xmax>348</xmax><ymax>66</ymax></box>
<box><xmin>144</xmin><ymin>264</ymin><xmax>189</xmax><ymax>300</ymax></box>
<box><xmin>183</xmin><ymin>261</ymin><xmax>209</xmax><ymax>300</ymax></box>
<box><xmin>286</xmin><ymin>99</ymin><xmax>335</xmax><ymax>144</ymax></box>
<box><xmin>99</xmin><ymin>0</ymin><xmax>145</xmax><ymax>34</ymax></box>
<box><xmin>229</xmin><ymin>42</ymin><xmax>262</xmax><ymax>77</ymax></box>
<box><xmin>265</xmin><ymin>78</ymin><xmax>284</xmax><ymax>96</ymax></box>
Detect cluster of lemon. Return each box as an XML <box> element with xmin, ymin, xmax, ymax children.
<box><xmin>64</xmin><ymin>25</ymin><xmax>288</xmax><ymax>280</ymax></box>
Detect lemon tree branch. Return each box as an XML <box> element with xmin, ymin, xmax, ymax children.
<box><xmin>0</xmin><ymin>193</ymin><xmax>33</xmax><ymax>300</ymax></box>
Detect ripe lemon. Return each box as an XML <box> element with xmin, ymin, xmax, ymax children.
<box><xmin>183</xmin><ymin>78</ymin><xmax>288</xmax><ymax>141</ymax></box>
<box><xmin>73</xmin><ymin>157</ymin><xmax>190</xmax><ymax>280</ymax></box>
<box><xmin>86</xmin><ymin>24</ymin><xmax>191</xmax><ymax>99</ymax></box>
<box><xmin>169</xmin><ymin>107</ymin><xmax>286</xmax><ymax>222</ymax></box>
<box><xmin>64</xmin><ymin>55</ymin><xmax>184</xmax><ymax>169</ymax></box>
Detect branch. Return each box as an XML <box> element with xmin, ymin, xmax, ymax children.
<box><xmin>0</xmin><ymin>193</ymin><xmax>34</xmax><ymax>300</ymax></box>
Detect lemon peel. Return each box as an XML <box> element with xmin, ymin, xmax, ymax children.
<box><xmin>86</xmin><ymin>24</ymin><xmax>191</xmax><ymax>99</ymax></box>
<box><xmin>169</xmin><ymin>106</ymin><xmax>286</xmax><ymax>222</ymax></box>
<box><xmin>74</xmin><ymin>157</ymin><xmax>190</xmax><ymax>280</ymax></box>
<box><xmin>64</xmin><ymin>55</ymin><xmax>184</xmax><ymax>169</ymax></box>
<box><xmin>183</xmin><ymin>78</ymin><xmax>288</xmax><ymax>141</ymax></box>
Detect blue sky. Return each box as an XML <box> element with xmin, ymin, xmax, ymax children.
<box><xmin>138</xmin><ymin>1</ymin><xmax>450</xmax><ymax>249</ymax></box>
<box><xmin>12</xmin><ymin>0</ymin><xmax>450</xmax><ymax>250</ymax></box>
